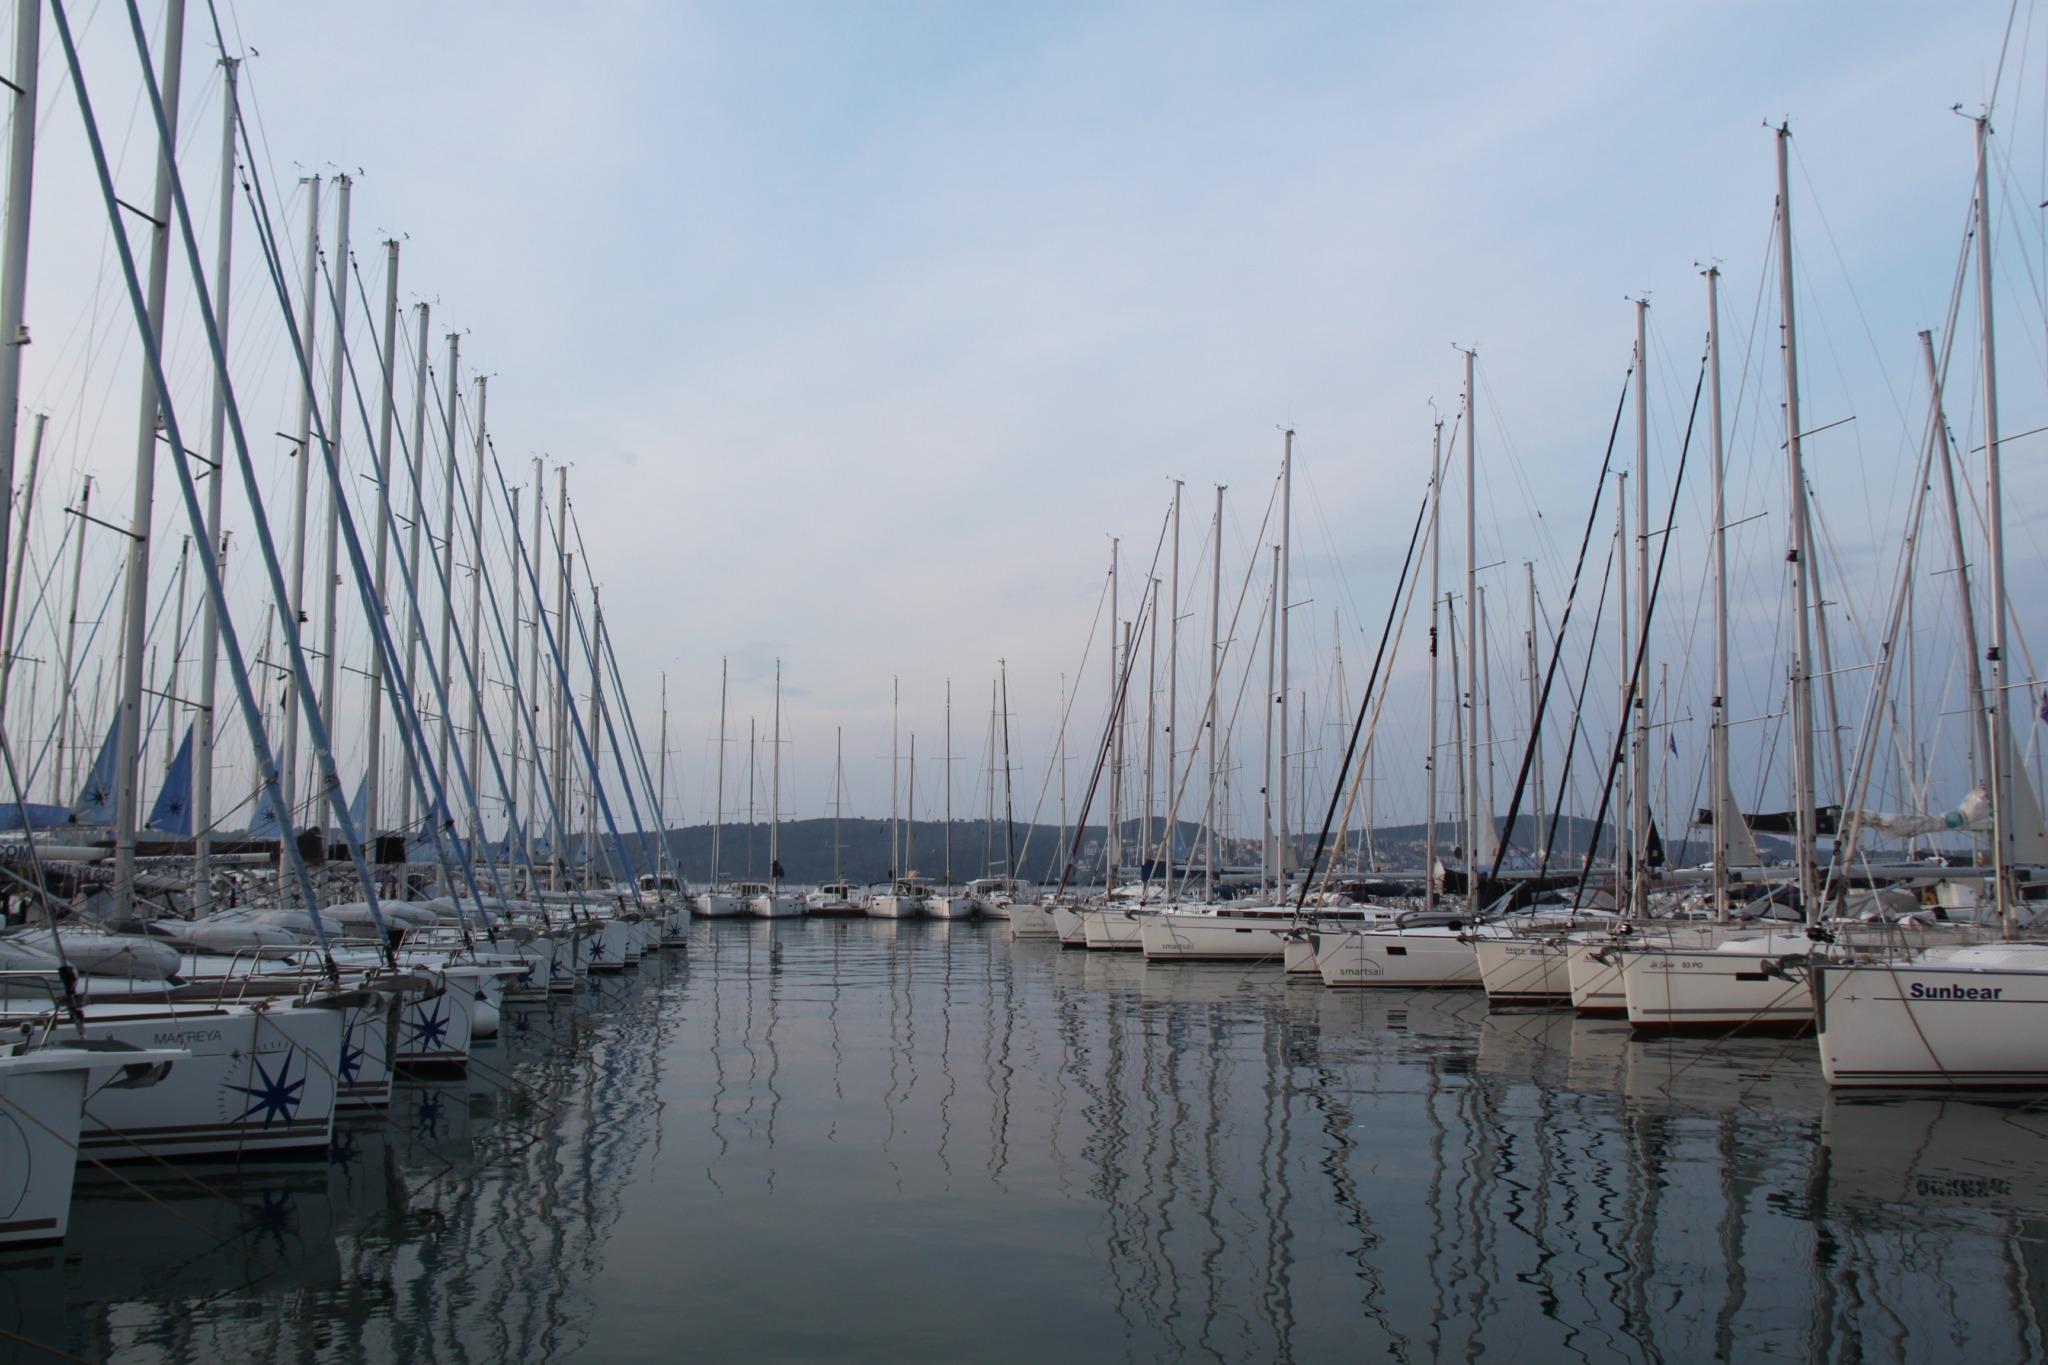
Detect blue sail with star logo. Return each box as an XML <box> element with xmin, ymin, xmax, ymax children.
<box><xmin>71</xmin><ymin>717</ymin><xmax>121</xmax><ymax>824</ymax></box>
<box><xmin>146</xmin><ymin>725</ymin><xmax>195</xmax><ymax>835</ymax></box>
<box><xmin>248</xmin><ymin>793</ymin><xmax>282</xmax><ymax>837</ymax></box>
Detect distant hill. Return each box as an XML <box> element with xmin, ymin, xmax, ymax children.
<box><xmin>569</xmin><ymin>811</ymin><xmax>1777</xmax><ymax>885</ymax></box>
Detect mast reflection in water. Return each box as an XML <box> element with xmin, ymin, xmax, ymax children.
<box><xmin>8</xmin><ymin>922</ymin><xmax>2048</xmax><ymax>1363</ymax></box>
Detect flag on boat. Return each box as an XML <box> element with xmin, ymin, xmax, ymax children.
<box><xmin>2038</xmin><ymin>690</ymin><xmax>2047</xmax><ymax>725</ymax></box>
<box><xmin>145</xmin><ymin>726</ymin><xmax>194</xmax><ymax>835</ymax></box>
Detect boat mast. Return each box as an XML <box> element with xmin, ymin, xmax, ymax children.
<box><xmin>527</xmin><ymin>456</ymin><xmax>543</xmax><ymax>855</ymax></box>
<box><xmin>508</xmin><ymin>484</ymin><xmax>523</xmax><ymax>865</ymax></box>
<box><xmin>1462</xmin><ymin>348</ymin><xmax>1480</xmax><ymax>917</ymax></box>
<box><xmin>712</xmin><ymin>657</ymin><xmax>727</xmax><ymax>885</ymax></box>
<box><xmin>1479</xmin><ymin>581</ymin><xmax>1493</xmax><ymax>866</ymax></box>
<box><xmin>1263</xmin><ymin>543</ymin><xmax>1279</xmax><ymax>895</ymax></box>
<box><xmin>1525</xmin><ymin>562</ymin><xmax>1546</xmax><ymax>865</ymax></box>
<box><xmin>833</xmin><ymin>725</ymin><xmax>843</xmax><ymax>883</ymax></box>
<box><xmin>397</xmin><ymin>302</ymin><xmax>430</xmax><ymax>836</ymax></box>
<box><xmin>1919</xmin><ymin>331</ymin><xmax>1990</xmax><ymax>790</ymax></box>
<box><xmin>769</xmin><ymin>658</ymin><xmax>781</xmax><ymax>887</ymax></box>
<box><xmin>164</xmin><ymin>536</ymin><xmax>188</xmax><ymax>780</ymax></box>
<box><xmin>943</xmin><ymin>676</ymin><xmax>953</xmax><ymax>886</ymax></box>
<box><xmin>1277</xmin><ymin>430</ymin><xmax>1292</xmax><ymax>896</ymax></box>
<box><xmin>551</xmin><ymin>465</ymin><xmax>569</xmax><ymax>886</ymax></box>
<box><xmin>999</xmin><ymin>659</ymin><xmax>1016</xmax><ymax>880</ymax></box>
<box><xmin>1107</xmin><ymin>537</ymin><xmax>1120</xmax><ymax>888</ymax></box>
<box><xmin>1143</xmin><ymin>576</ymin><xmax>1157</xmax><ymax>877</ymax></box>
<box><xmin>1775</xmin><ymin>125</ymin><xmax>1820</xmax><ymax>921</ymax></box>
<box><xmin>110</xmin><ymin>0</ymin><xmax>185</xmax><ymax>919</ymax></box>
<box><xmin>1425</xmin><ymin>419</ymin><xmax>1442</xmax><ymax>912</ymax></box>
<box><xmin>1165</xmin><ymin>480</ymin><xmax>1181</xmax><ymax>895</ymax></box>
<box><xmin>54</xmin><ymin>475</ymin><xmax>88</xmax><ymax>803</ymax></box>
<box><xmin>1205</xmin><ymin>484</ymin><xmax>1223</xmax><ymax>895</ymax></box>
<box><xmin>0</xmin><ymin>413</ymin><xmax>44</xmax><ymax>724</ymax></box>
<box><xmin>1116</xmin><ymin>620</ymin><xmax>1131</xmax><ymax>885</ymax></box>
<box><xmin>0</xmin><ymin>0</ymin><xmax>40</xmax><ymax>621</ymax></box>
<box><xmin>435</xmin><ymin>333</ymin><xmax>461</xmax><ymax>830</ymax></box>
<box><xmin>1631</xmin><ymin>296</ymin><xmax>1651</xmax><ymax>917</ymax></box>
<box><xmin>1970</xmin><ymin>114</ymin><xmax>2017</xmax><ymax>930</ymax></box>
<box><xmin>1615</xmin><ymin>472</ymin><xmax>1630</xmax><ymax>905</ymax></box>
<box><xmin>315</xmin><ymin>176</ymin><xmax>352</xmax><ymax>831</ymax></box>
<box><xmin>891</xmin><ymin>674</ymin><xmax>900</xmax><ymax>877</ymax></box>
<box><xmin>1706</xmin><ymin>266</ymin><xmax>1731</xmax><ymax>918</ymax></box>
<box><xmin>656</xmin><ymin>672</ymin><xmax>669</xmax><ymax>881</ymax></box>
<box><xmin>363</xmin><ymin>238</ymin><xmax>400</xmax><ymax>839</ymax></box>
<box><xmin>467</xmin><ymin>376</ymin><xmax>489</xmax><ymax>846</ymax></box>
<box><xmin>581</xmin><ymin>580</ymin><xmax>597</xmax><ymax>880</ymax></box>
<box><xmin>279</xmin><ymin>174</ymin><xmax>320</xmax><ymax>822</ymax></box>
<box><xmin>1056</xmin><ymin>671</ymin><xmax>1067</xmax><ymax>874</ymax></box>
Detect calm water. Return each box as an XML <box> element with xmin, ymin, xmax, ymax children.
<box><xmin>5</xmin><ymin>920</ymin><xmax>2048</xmax><ymax>1363</ymax></box>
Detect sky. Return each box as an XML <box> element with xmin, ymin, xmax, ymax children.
<box><xmin>7</xmin><ymin>0</ymin><xmax>2048</xmax><ymax>848</ymax></box>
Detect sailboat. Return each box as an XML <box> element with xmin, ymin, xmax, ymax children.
<box><xmin>693</xmin><ymin>659</ymin><xmax>742</xmax><ymax>917</ymax></box>
<box><xmin>0</xmin><ymin>1043</ymin><xmax>185</xmax><ymax>1246</ymax></box>
<box><xmin>926</xmin><ymin>682</ymin><xmax>976</xmax><ymax>919</ymax></box>
<box><xmin>811</xmin><ymin>727</ymin><xmax>866</xmax><ymax>914</ymax></box>
<box><xmin>746</xmin><ymin>662</ymin><xmax>803</xmax><ymax>918</ymax></box>
<box><xmin>1810</xmin><ymin>115</ymin><xmax>2048</xmax><ymax>1084</ymax></box>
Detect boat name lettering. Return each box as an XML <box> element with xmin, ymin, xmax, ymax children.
<box><xmin>1908</xmin><ymin>982</ymin><xmax>2004</xmax><ymax>1001</ymax></box>
<box><xmin>152</xmin><ymin>1028</ymin><xmax>224</xmax><ymax>1045</ymax></box>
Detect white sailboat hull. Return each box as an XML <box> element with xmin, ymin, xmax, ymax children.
<box><xmin>1007</xmin><ymin>903</ymin><xmax>1059</xmax><ymax>938</ymax></box>
<box><xmin>1052</xmin><ymin>905</ymin><xmax>1089</xmax><ymax>944</ymax></box>
<box><xmin>1816</xmin><ymin>955</ymin><xmax>2048</xmax><ymax>1087</ymax></box>
<box><xmin>748</xmin><ymin>894</ymin><xmax>804</xmax><ymax>919</ymax></box>
<box><xmin>395</xmin><ymin>981</ymin><xmax>474</xmax><ymax>1073</ymax></box>
<box><xmin>867</xmin><ymin>894</ymin><xmax>923</xmax><ymax>919</ymax></box>
<box><xmin>332</xmin><ymin>993</ymin><xmax>395</xmax><ymax>1110</ymax></box>
<box><xmin>1316</xmin><ymin>929</ymin><xmax>1481</xmax><ymax>989</ymax></box>
<box><xmin>691</xmin><ymin>892</ymin><xmax>743</xmax><ymax>918</ymax></box>
<box><xmin>1082</xmin><ymin>909</ymin><xmax>1146</xmax><ymax>951</ymax></box>
<box><xmin>660</xmin><ymin>906</ymin><xmax>692</xmax><ymax>944</ymax></box>
<box><xmin>1475</xmin><ymin>937</ymin><xmax>1574</xmax><ymax>1004</ymax></box>
<box><xmin>1140</xmin><ymin>911</ymin><xmax>1291</xmax><ymax>962</ymax></box>
<box><xmin>1617</xmin><ymin>937</ymin><xmax>1815</xmax><ymax>1034</ymax></box>
<box><xmin>924</xmin><ymin>894</ymin><xmax>976</xmax><ymax>920</ymax></box>
<box><xmin>0</xmin><ymin>1049</ymin><xmax>184</xmax><ymax>1245</ymax></box>
<box><xmin>48</xmin><ymin>1004</ymin><xmax>343</xmax><ymax>1161</ymax></box>
<box><xmin>1566</xmin><ymin>940</ymin><xmax>1627</xmax><ymax>1014</ymax></box>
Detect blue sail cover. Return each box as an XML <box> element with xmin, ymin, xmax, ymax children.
<box><xmin>0</xmin><ymin>802</ymin><xmax>74</xmax><ymax>830</ymax></box>
<box><xmin>248</xmin><ymin>795</ymin><xmax>282</xmax><ymax>837</ymax></box>
<box><xmin>146</xmin><ymin>726</ymin><xmax>194</xmax><ymax>836</ymax></box>
<box><xmin>71</xmin><ymin>719</ymin><xmax>120</xmax><ymax>824</ymax></box>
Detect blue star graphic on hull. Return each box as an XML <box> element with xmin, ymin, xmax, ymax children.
<box><xmin>226</xmin><ymin>1049</ymin><xmax>306</xmax><ymax>1128</ymax></box>
<box><xmin>407</xmin><ymin>1000</ymin><xmax>452</xmax><ymax>1050</ymax></box>
<box><xmin>339</xmin><ymin>1025</ymin><xmax>366</xmax><ymax>1084</ymax></box>
<box><xmin>588</xmin><ymin>939</ymin><xmax>607</xmax><ymax>960</ymax></box>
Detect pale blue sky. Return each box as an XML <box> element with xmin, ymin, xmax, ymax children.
<box><xmin>10</xmin><ymin>1</ymin><xmax>2044</xmax><ymax>840</ymax></box>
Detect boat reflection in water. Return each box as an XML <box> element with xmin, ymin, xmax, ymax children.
<box><xmin>0</xmin><ymin>961</ymin><xmax>677</xmax><ymax>1365</ymax></box>
<box><xmin>8</xmin><ymin>925</ymin><xmax>2048</xmax><ymax>1362</ymax></box>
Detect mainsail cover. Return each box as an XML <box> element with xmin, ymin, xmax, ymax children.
<box><xmin>71</xmin><ymin>719</ymin><xmax>120</xmax><ymax>824</ymax></box>
<box><xmin>145</xmin><ymin>726</ymin><xmax>194</xmax><ymax>835</ymax></box>
<box><xmin>1848</xmin><ymin>785</ymin><xmax>1991</xmax><ymax>840</ymax></box>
